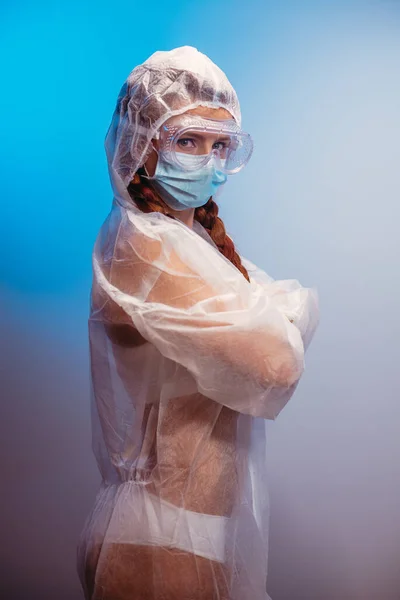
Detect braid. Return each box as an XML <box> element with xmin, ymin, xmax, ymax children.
<box><xmin>126</xmin><ymin>174</ymin><xmax>250</xmax><ymax>282</ymax></box>
<box><xmin>195</xmin><ymin>199</ymin><xmax>250</xmax><ymax>282</ymax></box>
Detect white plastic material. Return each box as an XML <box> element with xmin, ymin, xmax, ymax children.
<box><xmin>77</xmin><ymin>46</ymin><xmax>319</xmax><ymax>600</ymax></box>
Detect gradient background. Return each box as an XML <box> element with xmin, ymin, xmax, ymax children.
<box><xmin>1</xmin><ymin>1</ymin><xmax>400</xmax><ymax>599</ymax></box>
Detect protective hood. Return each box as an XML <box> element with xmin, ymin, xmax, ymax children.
<box><xmin>104</xmin><ymin>46</ymin><xmax>241</xmax><ymax>208</ymax></box>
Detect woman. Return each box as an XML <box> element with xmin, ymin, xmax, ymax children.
<box><xmin>77</xmin><ymin>46</ymin><xmax>319</xmax><ymax>600</ymax></box>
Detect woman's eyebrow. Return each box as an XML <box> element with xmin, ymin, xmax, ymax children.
<box><xmin>178</xmin><ymin>132</ymin><xmax>232</xmax><ymax>142</ymax></box>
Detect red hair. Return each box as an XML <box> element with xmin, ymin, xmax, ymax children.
<box><xmin>127</xmin><ymin>173</ymin><xmax>250</xmax><ymax>282</ymax></box>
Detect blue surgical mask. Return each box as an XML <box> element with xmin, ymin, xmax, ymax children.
<box><xmin>144</xmin><ymin>152</ymin><xmax>228</xmax><ymax>211</ymax></box>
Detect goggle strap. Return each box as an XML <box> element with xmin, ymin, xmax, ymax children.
<box><xmin>134</xmin><ymin>124</ymin><xmax>161</xmax><ymax>139</ymax></box>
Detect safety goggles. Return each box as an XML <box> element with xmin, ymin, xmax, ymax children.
<box><xmin>154</xmin><ymin>115</ymin><xmax>253</xmax><ymax>175</ymax></box>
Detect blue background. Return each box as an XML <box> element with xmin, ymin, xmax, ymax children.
<box><xmin>1</xmin><ymin>2</ymin><xmax>400</xmax><ymax>598</ymax></box>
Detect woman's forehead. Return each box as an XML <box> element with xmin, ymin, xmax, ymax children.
<box><xmin>164</xmin><ymin>106</ymin><xmax>233</xmax><ymax>127</ymax></box>
<box><xmin>185</xmin><ymin>106</ymin><xmax>233</xmax><ymax>119</ymax></box>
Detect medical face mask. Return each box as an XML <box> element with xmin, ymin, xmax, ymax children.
<box><xmin>144</xmin><ymin>152</ymin><xmax>228</xmax><ymax>211</ymax></box>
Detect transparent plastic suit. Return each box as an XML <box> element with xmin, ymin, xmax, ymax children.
<box><xmin>77</xmin><ymin>46</ymin><xmax>320</xmax><ymax>600</ymax></box>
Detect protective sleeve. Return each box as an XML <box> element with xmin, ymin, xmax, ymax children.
<box><xmin>240</xmin><ymin>256</ymin><xmax>320</xmax><ymax>352</ymax></box>
<box><xmin>92</xmin><ymin>208</ymin><xmax>317</xmax><ymax>419</ymax></box>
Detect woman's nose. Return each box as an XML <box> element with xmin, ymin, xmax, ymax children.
<box><xmin>202</xmin><ymin>140</ymin><xmax>215</xmax><ymax>154</ymax></box>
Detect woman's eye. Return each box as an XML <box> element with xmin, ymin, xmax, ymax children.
<box><xmin>177</xmin><ymin>137</ymin><xmax>196</xmax><ymax>148</ymax></box>
<box><xmin>213</xmin><ymin>141</ymin><xmax>229</xmax><ymax>150</ymax></box>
